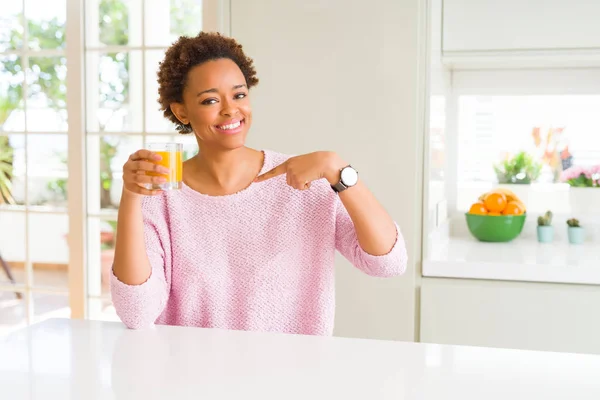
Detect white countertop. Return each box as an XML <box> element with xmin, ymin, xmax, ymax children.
<box><xmin>424</xmin><ymin>237</ymin><xmax>600</xmax><ymax>285</ymax></box>
<box><xmin>2</xmin><ymin>319</ymin><xmax>600</xmax><ymax>399</ymax></box>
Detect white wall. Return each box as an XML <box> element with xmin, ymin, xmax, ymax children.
<box><xmin>229</xmin><ymin>0</ymin><xmax>425</xmax><ymax>341</ymax></box>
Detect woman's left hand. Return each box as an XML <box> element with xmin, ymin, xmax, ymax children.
<box><xmin>254</xmin><ymin>151</ymin><xmax>346</xmax><ymax>190</ymax></box>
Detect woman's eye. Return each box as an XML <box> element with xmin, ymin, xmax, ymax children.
<box><xmin>234</xmin><ymin>93</ymin><xmax>247</xmax><ymax>100</ymax></box>
<box><xmin>201</xmin><ymin>98</ymin><xmax>217</xmax><ymax>105</ymax></box>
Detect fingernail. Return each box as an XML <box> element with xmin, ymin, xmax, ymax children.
<box><xmin>160</xmin><ymin>167</ymin><xmax>170</xmax><ymax>174</ymax></box>
<box><xmin>158</xmin><ymin>177</ymin><xmax>167</xmax><ymax>183</ymax></box>
<box><xmin>152</xmin><ymin>153</ymin><xmax>162</xmax><ymax>160</ymax></box>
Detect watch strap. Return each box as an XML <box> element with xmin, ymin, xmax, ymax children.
<box><xmin>331</xmin><ymin>180</ymin><xmax>348</xmax><ymax>193</ymax></box>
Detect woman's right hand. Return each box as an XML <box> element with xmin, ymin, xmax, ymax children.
<box><xmin>122</xmin><ymin>149</ymin><xmax>170</xmax><ymax>196</ymax></box>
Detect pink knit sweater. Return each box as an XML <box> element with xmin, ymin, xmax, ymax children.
<box><xmin>111</xmin><ymin>150</ymin><xmax>407</xmax><ymax>335</ymax></box>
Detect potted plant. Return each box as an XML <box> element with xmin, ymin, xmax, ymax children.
<box><xmin>537</xmin><ymin>210</ymin><xmax>554</xmax><ymax>243</ymax></box>
<box><xmin>566</xmin><ymin>218</ymin><xmax>585</xmax><ymax>245</ymax></box>
<box><xmin>494</xmin><ymin>151</ymin><xmax>542</xmax><ymax>185</ymax></box>
<box><xmin>0</xmin><ymin>136</ymin><xmax>15</xmax><ymax>205</ymax></box>
<box><xmin>561</xmin><ymin>165</ymin><xmax>600</xmax><ymax>216</ymax></box>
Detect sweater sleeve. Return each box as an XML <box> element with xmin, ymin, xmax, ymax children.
<box><xmin>110</xmin><ymin>198</ymin><xmax>171</xmax><ymax>329</ymax></box>
<box><xmin>334</xmin><ymin>196</ymin><xmax>408</xmax><ymax>277</ymax></box>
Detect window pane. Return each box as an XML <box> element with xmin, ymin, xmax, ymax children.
<box><xmin>26</xmin><ymin>56</ymin><xmax>68</xmax><ymax>132</ymax></box>
<box><xmin>145</xmin><ymin>0</ymin><xmax>203</xmax><ymax>47</ymax></box>
<box><xmin>0</xmin><ymin>55</ymin><xmax>25</xmax><ymax>132</ymax></box>
<box><xmin>103</xmin><ymin>135</ymin><xmax>143</xmax><ymax>208</ymax></box>
<box><xmin>86</xmin><ymin>0</ymin><xmax>142</xmax><ymax>47</ymax></box>
<box><xmin>87</xmin><ymin>218</ymin><xmax>116</xmax><ymax>297</ymax></box>
<box><xmin>0</xmin><ymin>135</ymin><xmax>25</xmax><ymax>205</ymax></box>
<box><xmin>25</xmin><ymin>0</ymin><xmax>66</xmax><ymax>50</ymax></box>
<box><xmin>29</xmin><ymin>213</ymin><xmax>69</xmax><ymax>291</ymax></box>
<box><xmin>0</xmin><ymin>210</ymin><xmax>25</xmax><ymax>285</ymax></box>
<box><xmin>86</xmin><ymin>135</ymin><xmax>143</xmax><ymax>213</ymax></box>
<box><xmin>0</xmin><ymin>3</ymin><xmax>23</xmax><ymax>51</ymax></box>
<box><xmin>145</xmin><ymin>134</ymin><xmax>198</xmax><ymax>160</ymax></box>
<box><xmin>458</xmin><ymin>95</ymin><xmax>600</xmax><ymax>184</ymax></box>
<box><xmin>27</xmin><ymin>134</ymin><xmax>68</xmax><ymax>209</ymax></box>
<box><xmin>0</xmin><ymin>291</ymin><xmax>26</xmax><ymax>336</ymax></box>
<box><xmin>33</xmin><ymin>293</ymin><xmax>70</xmax><ymax>323</ymax></box>
<box><xmin>145</xmin><ymin>50</ymin><xmax>177</xmax><ymax>133</ymax></box>
<box><xmin>86</xmin><ymin>51</ymin><xmax>143</xmax><ymax>132</ymax></box>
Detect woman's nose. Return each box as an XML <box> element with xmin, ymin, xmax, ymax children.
<box><xmin>220</xmin><ymin>99</ymin><xmax>239</xmax><ymax>116</ymax></box>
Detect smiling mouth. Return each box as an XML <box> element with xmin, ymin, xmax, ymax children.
<box><xmin>216</xmin><ymin>119</ymin><xmax>244</xmax><ymax>131</ymax></box>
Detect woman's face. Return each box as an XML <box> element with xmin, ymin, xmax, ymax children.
<box><xmin>172</xmin><ymin>58</ymin><xmax>252</xmax><ymax>150</ymax></box>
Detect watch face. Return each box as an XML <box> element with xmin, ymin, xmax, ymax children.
<box><xmin>340</xmin><ymin>166</ymin><xmax>358</xmax><ymax>186</ymax></box>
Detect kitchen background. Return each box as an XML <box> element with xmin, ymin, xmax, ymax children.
<box><xmin>422</xmin><ymin>0</ymin><xmax>600</xmax><ymax>355</ymax></box>
<box><xmin>1</xmin><ymin>0</ymin><xmax>599</xmax><ymax>354</ymax></box>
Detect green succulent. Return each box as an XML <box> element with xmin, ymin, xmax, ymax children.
<box><xmin>537</xmin><ymin>210</ymin><xmax>553</xmax><ymax>226</ymax></box>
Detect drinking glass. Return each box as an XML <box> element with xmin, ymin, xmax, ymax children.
<box><xmin>145</xmin><ymin>142</ymin><xmax>183</xmax><ymax>190</ymax></box>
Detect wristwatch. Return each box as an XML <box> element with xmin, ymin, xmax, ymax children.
<box><xmin>331</xmin><ymin>165</ymin><xmax>359</xmax><ymax>193</ymax></box>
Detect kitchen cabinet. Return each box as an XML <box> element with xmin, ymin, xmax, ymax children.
<box><xmin>420</xmin><ymin>278</ymin><xmax>600</xmax><ymax>355</ymax></box>
<box><xmin>442</xmin><ymin>0</ymin><xmax>600</xmax><ymax>68</ymax></box>
<box><xmin>443</xmin><ymin>0</ymin><xmax>600</xmax><ymax>52</ymax></box>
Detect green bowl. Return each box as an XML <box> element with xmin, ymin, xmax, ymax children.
<box><xmin>465</xmin><ymin>213</ymin><xmax>527</xmax><ymax>242</ymax></box>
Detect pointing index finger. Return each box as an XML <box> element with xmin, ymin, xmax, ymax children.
<box><xmin>254</xmin><ymin>162</ymin><xmax>287</xmax><ymax>183</ymax></box>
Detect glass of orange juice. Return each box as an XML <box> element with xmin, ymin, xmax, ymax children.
<box><xmin>146</xmin><ymin>142</ymin><xmax>183</xmax><ymax>190</ymax></box>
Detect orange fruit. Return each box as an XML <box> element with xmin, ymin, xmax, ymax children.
<box><xmin>502</xmin><ymin>201</ymin><xmax>524</xmax><ymax>215</ymax></box>
<box><xmin>511</xmin><ymin>200</ymin><xmax>527</xmax><ymax>213</ymax></box>
<box><xmin>469</xmin><ymin>202</ymin><xmax>488</xmax><ymax>215</ymax></box>
<box><xmin>488</xmin><ymin>212</ymin><xmax>502</xmax><ymax>216</ymax></box>
<box><xmin>484</xmin><ymin>192</ymin><xmax>507</xmax><ymax>213</ymax></box>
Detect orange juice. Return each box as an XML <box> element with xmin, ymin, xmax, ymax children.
<box><xmin>146</xmin><ymin>143</ymin><xmax>183</xmax><ymax>190</ymax></box>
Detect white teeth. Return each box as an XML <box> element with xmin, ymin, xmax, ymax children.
<box><xmin>218</xmin><ymin>121</ymin><xmax>241</xmax><ymax>130</ymax></box>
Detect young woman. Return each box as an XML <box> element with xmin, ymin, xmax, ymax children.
<box><xmin>111</xmin><ymin>32</ymin><xmax>407</xmax><ymax>336</ymax></box>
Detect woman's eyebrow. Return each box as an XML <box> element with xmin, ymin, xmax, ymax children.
<box><xmin>197</xmin><ymin>84</ymin><xmax>247</xmax><ymax>97</ymax></box>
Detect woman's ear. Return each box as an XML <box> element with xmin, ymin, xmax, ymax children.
<box><xmin>170</xmin><ymin>103</ymin><xmax>189</xmax><ymax>125</ymax></box>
